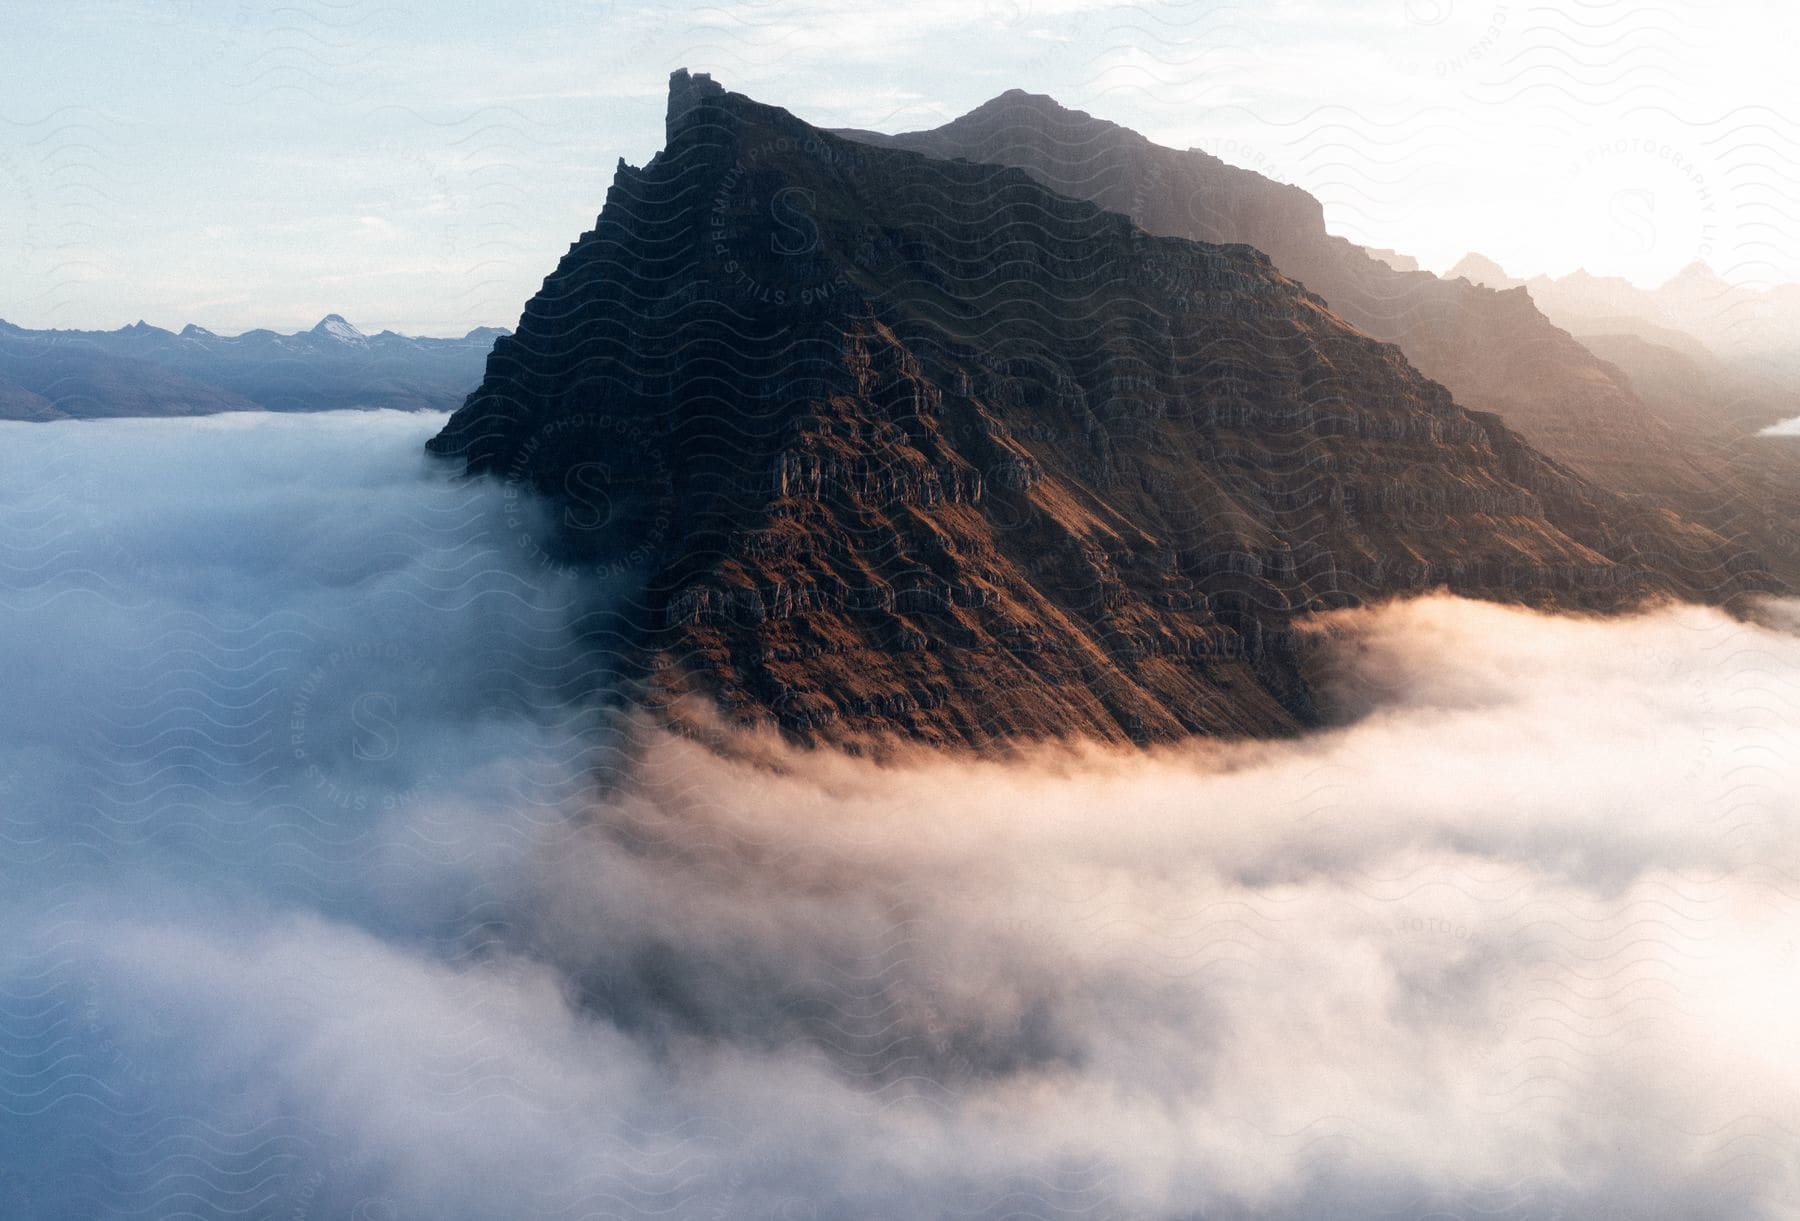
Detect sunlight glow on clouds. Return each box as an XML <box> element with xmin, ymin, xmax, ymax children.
<box><xmin>0</xmin><ymin>413</ymin><xmax>1796</xmax><ymax>1217</ymax></box>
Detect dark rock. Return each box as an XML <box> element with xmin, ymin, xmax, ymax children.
<box><xmin>837</xmin><ymin>91</ymin><xmax>1796</xmax><ymax>583</ymax></box>
<box><xmin>428</xmin><ymin>71</ymin><xmax>1771</xmax><ymax>751</ymax></box>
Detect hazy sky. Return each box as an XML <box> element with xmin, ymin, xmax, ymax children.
<box><xmin>3</xmin><ymin>0</ymin><xmax>1796</xmax><ymax>333</ymax></box>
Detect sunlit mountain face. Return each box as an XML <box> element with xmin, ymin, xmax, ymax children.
<box><xmin>5</xmin><ymin>4</ymin><xmax>1800</xmax><ymax>1218</ymax></box>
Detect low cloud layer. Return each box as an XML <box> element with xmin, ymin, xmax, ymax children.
<box><xmin>1</xmin><ymin>412</ymin><xmax>1797</xmax><ymax>1220</ymax></box>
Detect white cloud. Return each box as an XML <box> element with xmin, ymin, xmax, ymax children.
<box><xmin>0</xmin><ymin>413</ymin><xmax>1797</xmax><ymax>1218</ymax></box>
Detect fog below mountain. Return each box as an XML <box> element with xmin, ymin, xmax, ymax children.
<box><xmin>1</xmin><ymin>412</ymin><xmax>1796</xmax><ymax>1220</ymax></box>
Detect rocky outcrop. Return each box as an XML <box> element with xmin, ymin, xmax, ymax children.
<box><xmin>428</xmin><ymin>71</ymin><xmax>1770</xmax><ymax>751</ymax></box>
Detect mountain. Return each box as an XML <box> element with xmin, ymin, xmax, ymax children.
<box><xmin>1444</xmin><ymin>252</ymin><xmax>1516</xmax><ymax>289</ymax></box>
<box><xmin>310</xmin><ymin>313</ymin><xmax>369</xmax><ymax>345</ymax></box>
<box><xmin>1450</xmin><ymin>253</ymin><xmax>1800</xmax><ymax>413</ymax></box>
<box><xmin>0</xmin><ymin>316</ymin><xmax>509</xmax><ymax>419</ymax></box>
<box><xmin>427</xmin><ymin>70</ymin><xmax>1769</xmax><ymax>750</ymax></box>
<box><xmin>0</xmin><ymin>329</ymin><xmax>259</xmax><ymax>420</ymax></box>
<box><xmin>1364</xmin><ymin>247</ymin><xmax>1420</xmax><ymax>273</ymax></box>
<box><xmin>834</xmin><ymin>95</ymin><xmax>1783</xmax><ymax>535</ymax></box>
<box><xmin>1574</xmin><ymin>331</ymin><xmax>1792</xmax><ymax>438</ymax></box>
<box><xmin>1448</xmin><ymin>256</ymin><xmax>1800</xmax><ymax>536</ymax></box>
<box><xmin>1519</xmin><ymin>260</ymin><xmax>1800</xmax><ymax>367</ymax></box>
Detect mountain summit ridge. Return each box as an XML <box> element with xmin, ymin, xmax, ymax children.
<box><xmin>427</xmin><ymin>70</ymin><xmax>1768</xmax><ymax>750</ymax></box>
<box><xmin>833</xmin><ymin>93</ymin><xmax>1800</xmax><ymax>548</ymax></box>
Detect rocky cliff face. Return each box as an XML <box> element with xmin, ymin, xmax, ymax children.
<box><xmin>838</xmin><ymin>93</ymin><xmax>1796</xmax><ymax>581</ymax></box>
<box><xmin>428</xmin><ymin>71</ymin><xmax>1768</xmax><ymax>750</ymax></box>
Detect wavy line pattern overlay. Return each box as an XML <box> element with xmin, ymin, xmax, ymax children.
<box><xmin>1</xmin><ymin>3</ymin><xmax>1798</xmax><ymax>1218</ymax></box>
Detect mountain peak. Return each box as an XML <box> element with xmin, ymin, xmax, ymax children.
<box><xmin>427</xmin><ymin>74</ymin><xmax>1765</xmax><ymax>750</ymax></box>
<box><xmin>988</xmin><ymin>86</ymin><xmax>1060</xmax><ymax>107</ymax></box>
<box><xmin>310</xmin><ymin>314</ymin><xmax>367</xmax><ymax>343</ymax></box>
<box><xmin>114</xmin><ymin>320</ymin><xmax>175</xmax><ymax>339</ymax></box>
<box><xmin>667</xmin><ymin>68</ymin><xmax>726</xmax><ymax>143</ymax></box>
<box><xmin>1447</xmin><ymin>252</ymin><xmax>1517</xmax><ymax>288</ymax></box>
<box><xmin>960</xmin><ymin>87</ymin><xmax>1100</xmax><ymax>130</ymax></box>
<box><xmin>1664</xmin><ymin>260</ymin><xmax>1730</xmax><ymax>293</ymax></box>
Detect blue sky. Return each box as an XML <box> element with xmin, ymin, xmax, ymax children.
<box><xmin>3</xmin><ymin>0</ymin><xmax>1795</xmax><ymax>333</ymax></box>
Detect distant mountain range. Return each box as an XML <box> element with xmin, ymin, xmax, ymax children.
<box><xmin>1450</xmin><ymin>254</ymin><xmax>1800</xmax><ymax>366</ymax></box>
<box><xmin>0</xmin><ymin>315</ymin><xmax>508</xmax><ymax>420</ymax></box>
<box><xmin>1448</xmin><ymin>253</ymin><xmax>1800</xmax><ymax>431</ymax></box>
<box><xmin>426</xmin><ymin>70</ymin><xmax>1772</xmax><ymax>750</ymax></box>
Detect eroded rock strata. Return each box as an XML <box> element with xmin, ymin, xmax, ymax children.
<box><xmin>429</xmin><ymin>71</ymin><xmax>1768</xmax><ymax>749</ymax></box>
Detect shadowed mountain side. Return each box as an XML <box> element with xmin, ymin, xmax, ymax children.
<box><xmin>0</xmin><ymin>317</ymin><xmax>509</xmax><ymax>418</ymax></box>
<box><xmin>1448</xmin><ymin>254</ymin><xmax>1800</xmax><ymax>434</ymax></box>
<box><xmin>1451</xmin><ymin>256</ymin><xmax>1800</xmax><ymax>375</ymax></box>
<box><xmin>1577</xmin><ymin>332</ymin><xmax>1791</xmax><ymax>438</ymax></box>
<box><xmin>0</xmin><ymin>331</ymin><xmax>262</xmax><ymax>419</ymax></box>
<box><xmin>837</xmin><ymin>94</ymin><xmax>1797</xmax><ymax>583</ymax></box>
<box><xmin>429</xmin><ymin>71</ymin><xmax>1770</xmax><ymax>751</ymax></box>
<box><xmin>1449</xmin><ymin>255</ymin><xmax>1800</xmax><ymax>564</ymax></box>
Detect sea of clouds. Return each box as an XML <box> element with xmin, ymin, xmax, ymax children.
<box><xmin>0</xmin><ymin>411</ymin><xmax>1796</xmax><ymax>1220</ymax></box>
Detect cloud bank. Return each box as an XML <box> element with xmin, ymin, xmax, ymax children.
<box><xmin>0</xmin><ymin>412</ymin><xmax>1797</xmax><ymax>1219</ymax></box>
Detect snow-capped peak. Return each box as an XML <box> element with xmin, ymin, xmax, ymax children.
<box><xmin>310</xmin><ymin>314</ymin><xmax>367</xmax><ymax>344</ymax></box>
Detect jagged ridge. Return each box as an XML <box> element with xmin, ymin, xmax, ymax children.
<box><xmin>836</xmin><ymin>92</ymin><xmax>1796</xmax><ymax>583</ymax></box>
<box><xmin>429</xmin><ymin>71</ymin><xmax>1768</xmax><ymax>750</ymax></box>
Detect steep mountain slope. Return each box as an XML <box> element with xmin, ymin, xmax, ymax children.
<box><xmin>1449</xmin><ymin>255</ymin><xmax>1800</xmax><ymax>548</ymax></box>
<box><xmin>836</xmin><ymin>94</ymin><xmax>1790</xmax><ymax>571</ymax></box>
<box><xmin>1575</xmin><ymin>332</ymin><xmax>1790</xmax><ymax>438</ymax></box>
<box><xmin>428</xmin><ymin>71</ymin><xmax>1767</xmax><ymax>750</ymax></box>
<box><xmin>1452</xmin><ymin>255</ymin><xmax>1800</xmax><ymax>370</ymax></box>
<box><xmin>0</xmin><ymin>375</ymin><xmax>61</xmax><ymax>421</ymax></box>
<box><xmin>1449</xmin><ymin>254</ymin><xmax>1800</xmax><ymax>430</ymax></box>
<box><xmin>0</xmin><ymin>317</ymin><xmax>508</xmax><ymax>419</ymax></box>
